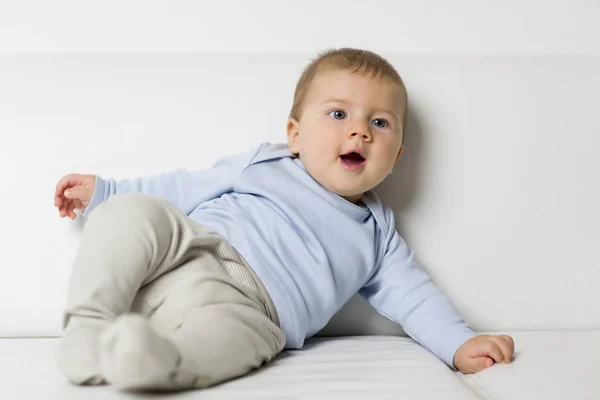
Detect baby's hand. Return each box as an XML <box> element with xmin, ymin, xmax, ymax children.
<box><xmin>453</xmin><ymin>334</ymin><xmax>515</xmax><ymax>374</ymax></box>
<box><xmin>54</xmin><ymin>173</ymin><xmax>96</xmax><ymax>219</ymax></box>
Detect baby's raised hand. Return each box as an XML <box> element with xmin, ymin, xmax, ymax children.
<box><xmin>54</xmin><ymin>173</ymin><xmax>96</xmax><ymax>219</ymax></box>
<box><xmin>453</xmin><ymin>334</ymin><xmax>515</xmax><ymax>374</ymax></box>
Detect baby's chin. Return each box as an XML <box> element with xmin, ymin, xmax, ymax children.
<box><xmin>328</xmin><ymin>184</ymin><xmax>371</xmax><ymax>204</ymax></box>
<box><xmin>305</xmin><ymin>163</ymin><xmax>377</xmax><ymax>201</ymax></box>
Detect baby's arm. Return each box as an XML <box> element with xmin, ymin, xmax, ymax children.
<box><xmin>360</xmin><ymin>224</ymin><xmax>476</xmax><ymax>370</ymax></box>
<box><xmin>360</xmin><ymin>209</ymin><xmax>476</xmax><ymax>369</ymax></box>
<box><xmin>78</xmin><ymin>145</ymin><xmax>263</xmax><ymax>217</ymax></box>
<box><xmin>359</xmin><ymin>208</ymin><xmax>514</xmax><ymax>373</ymax></box>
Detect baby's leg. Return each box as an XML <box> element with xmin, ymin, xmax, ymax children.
<box><xmin>167</xmin><ymin>302</ymin><xmax>285</xmax><ymax>389</ymax></box>
<box><xmin>96</xmin><ymin>236</ymin><xmax>286</xmax><ymax>391</ymax></box>
<box><xmin>55</xmin><ymin>193</ymin><xmax>211</xmax><ymax>385</ymax></box>
<box><xmin>97</xmin><ymin>303</ymin><xmax>283</xmax><ymax>391</ymax></box>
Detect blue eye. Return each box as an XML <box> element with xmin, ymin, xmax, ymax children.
<box><xmin>329</xmin><ymin>110</ymin><xmax>346</xmax><ymax>120</ymax></box>
<box><xmin>372</xmin><ymin>118</ymin><xmax>388</xmax><ymax>128</ymax></box>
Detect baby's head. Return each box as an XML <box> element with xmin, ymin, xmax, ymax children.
<box><xmin>287</xmin><ymin>48</ymin><xmax>407</xmax><ymax>204</ymax></box>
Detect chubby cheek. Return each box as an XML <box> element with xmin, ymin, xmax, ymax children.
<box><xmin>383</xmin><ymin>144</ymin><xmax>400</xmax><ymax>161</ymax></box>
<box><xmin>302</xmin><ymin>121</ymin><xmax>340</xmax><ymax>161</ymax></box>
<box><xmin>375</xmin><ymin>142</ymin><xmax>402</xmax><ymax>172</ymax></box>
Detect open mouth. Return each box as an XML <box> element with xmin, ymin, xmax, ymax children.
<box><xmin>340</xmin><ymin>150</ymin><xmax>366</xmax><ymax>170</ymax></box>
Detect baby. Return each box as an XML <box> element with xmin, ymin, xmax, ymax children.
<box><xmin>54</xmin><ymin>48</ymin><xmax>514</xmax><ymax>391</ymax></box>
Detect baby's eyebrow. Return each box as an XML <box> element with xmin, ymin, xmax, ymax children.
<box><xmin>323</xmin><ymin>98</ymin><xmax>352</xmax><ymax>105</ymax></box>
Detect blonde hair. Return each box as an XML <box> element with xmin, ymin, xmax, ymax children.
<box><xmin>289</xmin><ymin>48</ymin><xmax>407</xmax><ymax>131</ymax></box>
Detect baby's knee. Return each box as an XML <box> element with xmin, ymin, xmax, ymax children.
<box><xmin>106</xmin><ymin>193</ymin><xmax>167</xmax><ymax>212</ymax></box>
<box><xmin>88</xmin><ymin>193</ymin><xmax>172</xmax><ymax>228</ymax></box>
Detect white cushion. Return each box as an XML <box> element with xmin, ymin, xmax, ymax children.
<box><xmin>2</xmin><ymin>331</ymin><xmax>599</xmax><ymax>399</ymax></box>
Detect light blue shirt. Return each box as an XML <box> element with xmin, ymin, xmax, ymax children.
<box><xmin>84</xmin><ymin>142</ymin><xmax>476</xmax><ymax>369</ymax></box>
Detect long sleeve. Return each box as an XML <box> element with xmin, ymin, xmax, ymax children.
<box><xmin>82</xmin><ymin>144</ymin><xmax>264</xmax><ymax>217</ymax></box>
<box><xmin>359</xmin><ymin>209</ymin><xmax>476</xmax><ymax>369</ymax></box>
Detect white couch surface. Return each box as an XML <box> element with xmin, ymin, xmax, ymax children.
<box><xmin>2</xmin><ymin>332</ymin><xmax>598</xmax><ymax>399</ymax></box>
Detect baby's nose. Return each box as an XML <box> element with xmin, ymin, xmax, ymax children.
<box><xmin>349</xmin><ymin>129</ymin><xmax>372</xmax><ymax>141</ymax></box>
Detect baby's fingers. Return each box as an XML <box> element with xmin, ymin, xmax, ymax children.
<box><xmin>59</xmin><ymin>199</ymin><xmax>71</xmax><ymax>218</ymax></box>
<box><xmin>54</xmin><ymin>191</ymin><xmax>66</xmax><ymax>209</ymax></box>
<box><xmin>463</xmin><ymin>356</ymin><xmax>494</xmax><ymax>374</ymax></box>
<box><xmin>482</xmin><ymin>341</ymin><xmax>505</xmax><ymax>364</ymax></box>
<box><xmin>55</xmin><ymin>174</ymin><xmax>86</xmax><ymax>206</ymax></box>
<box><xmin>55</xmin><ymin>175</ymin><xmax>74</xmax><ymax>209</ymax></box>
<box><xmin>55</xmin><ymin>175</ymin><xmax>73</xmax><ymax>199</ymax></box>
<box><xmin>67</xmin><ymin>201</ymin><xmax>77</xmax><ymax>219</ymax></box>
<box><xmin>494</xmin><ymin>335</ymin><xmax>515</xmax><ymax>363</ymax></box>
<box><xmin>475</xmin><ymin>356</ymin><xmax>494</xmax><ymax>372</ymax></box>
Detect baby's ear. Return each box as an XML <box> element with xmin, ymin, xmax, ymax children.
<box><xmin>395</xmin><ymin>145</ymin><xmax>404</xmax><ymax>163</ymax></box>
<box><xmin>388</xmin><ymin>145</ymin><xmax>404</xmax><ymax>175</ymax></box>
<box><xmin>287</xmin><ymin>118</ymin><xmax>301</xmax><ymax>155</ymax></box>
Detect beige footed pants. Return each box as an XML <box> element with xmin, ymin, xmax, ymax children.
<box><xmin>55</xmin><ymin>193</ymin><xmax>285</xmax><ymax>391</ymax></box>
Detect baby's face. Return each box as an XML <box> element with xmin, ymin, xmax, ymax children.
<box><xmin>287</xmin><ymin>68</ymin><xmax>406</xmax><ymax>203</ymax></box>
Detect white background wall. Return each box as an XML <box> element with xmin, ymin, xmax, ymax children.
<box><xmin>1</xmin><ymin>0</ymin><xmax>600</xmax><ymax>55</ymax></box>
<box><xmin>1</xmin><ymin>1</ymin><xmax>599</xmax><ymax>337</ymax></box>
